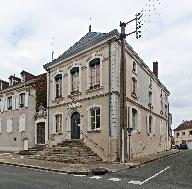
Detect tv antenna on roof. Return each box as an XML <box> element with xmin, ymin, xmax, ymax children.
<box><xmin>51</xmin><ymin>37</ymin><xmax>55</xmax><ymax>61</ymax></box>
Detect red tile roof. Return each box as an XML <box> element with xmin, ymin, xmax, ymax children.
<box><xmin>174</xmin><ymin>121</ymin><xmax>192</xmax><ymax>131</ymax></box>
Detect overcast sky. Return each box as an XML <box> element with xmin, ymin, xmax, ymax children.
<box><xmin>0</xmin><ymin>0</ymin><xmax>191</xmax><ymax>129</ymax></box>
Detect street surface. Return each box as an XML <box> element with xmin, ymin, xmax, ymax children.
<box><xmin>0</xmin><ymin>150</ymin><xmax>191</xmax><ymax>189</ymax></box>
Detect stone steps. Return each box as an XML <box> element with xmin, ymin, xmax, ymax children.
<box><xmin>33</xmin><ymin>140</ymin><xmax>103</xmax><ymax>163</ymax></box>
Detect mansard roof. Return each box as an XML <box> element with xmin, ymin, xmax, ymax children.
<box><xmin>43</xmin><ymin>29</ymin><xmax>170</xmax><ymax>95</ymax></box>
<box><xmin>174</xmin><ymin>121</ymin><xmax>192</xmax><ymax>131</ymax></box>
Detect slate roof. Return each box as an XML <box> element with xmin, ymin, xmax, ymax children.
<box><xmin>43</xmin><ymin>29</ymin><xmax>170</xmax><ymax>94</ymax></box>
<box><xmin>43</xmin><ymin>29</ymin><xmax>119</xmax><ymax>69</ymax></box>
<box><xmin>174</xmin><ymin>121</ymin><xmax>192</xmax><ymax>131</ymax></box>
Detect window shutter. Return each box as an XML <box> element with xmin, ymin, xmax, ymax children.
<box><xmin>152</xmin><ymin>117</ymin><xmax>155</xmax><ymax>136</ymax></box>
<box><xmin>19</xmin><ymin>114</ymin><xmax>25</xmax><ymax>132</ymax></box>
<box><xmin>146</xmin><ymin>114</ymin><xmax>150</xmax><ymax>134</ymax></box>
<box><xmin>53</xmin><ymin>116</ymin><xmax>56</xmax><ymax>134</ymax></box>
<box><xmin>0</xmin><ymin>118</ymin><xmax>1</xmax><ymax>133</ymax></box>
<box><xmin>137</xmin><ymin>111</ymin><xmax>141</xmax><ymax>132</ymax></box>
<box><xmin>12</xmin><ymin>95</ymin><xmax>15</xmax><ymax>110</ymax></box>
<box><xmin>4</xmin><ymin>97</ymin><xmax>7</xmax><ymax>112</ymax></box>
<box><xmin>128</xmin><ymin>107</ymin><xmax>132</xmax><ymax>128</ymax></box>
<box><xmin>25</xmin><ymin>92</ymin><xmax>29</xmax><ymax>108</ymax></box>
<box><xmin>0</xmin><ymin>98</ymin><xmax>4</xmax><ymax>112</ymax></box>
<box><xmin>16</xmin><ymin>94</ymin><xmax>19</xmax><ymax>109</ymax></box>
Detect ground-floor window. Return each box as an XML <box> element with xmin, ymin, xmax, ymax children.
<box><xmin>90</xmin><ymin>108</ymin><xmax>100</xmax><ymax>130</ymax></box>
<box><xmin>55</xmin><ymin>114</ymin><xmax>62</xmax><ymax>133</ymax></box>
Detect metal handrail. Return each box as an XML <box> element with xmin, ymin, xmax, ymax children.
<box><xmin>80</xmin><ymin>131</ymin><xmax>105</xmax><ymax>152</ymax></box>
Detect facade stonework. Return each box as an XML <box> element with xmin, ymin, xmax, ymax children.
<box><xmin>44</xmin><ymin>30</ymin><xmax>171</xmax><ymax>162</ymax></box>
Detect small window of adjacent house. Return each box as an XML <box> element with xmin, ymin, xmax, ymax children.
<box><xmin>149</xmin><ymin>77</ymin><xmax>152</xmax><ymax>88</ymax></box>
<box><xmin>176</xmin><ymin>132</ymin><xmax>179</xmax><ymax>138</ymax></box>
<box><xmin>132</xmin><ymin>61</ymin><xmax>136</xmax><ymax>73</ymax></box>
<box><xmin>19</xmin><ymin>93</ymin><xmax>25</xmax><ymax>108</ymax></box>
<box><xmin>89</xmin><ymin>58</ymin><xmax>100</xmax><ymax>89</ymax></box>
<box><xmin>149</xmin><ymin>91</ymin><xmax>152</xmax><ymax>106</ymax></box>
<box><xmin>160</xmin><ymin>100</ymin><xmax>163</xmax><ymax>113</ymax></box>
<box><xmin>165</xmin><ymin>104</ymin><xmax>168</xmax><ymax>116</ymax></box>
<box><xmin>132</xmin><ymin>78</ymin><xmax>137</xmax><ymax>95</ymax></box>
<box><xmin>55</xmin><ymin>114</ymin><xmax>62</xmax><ymax>133</ymax></box>
<box><xmin>160</xmin><ymin>89</ymin><xmax>163</xmax><ymax>97</ymax></box>
<box><xmin>149</xmin><ymin>115</ymin><xmax>152</xmax><ymax>134</ymax></box>
<box><xmin>189</xmin><ymin>131</ymin><xmax>192</xmax><ymax>135</ymax></box>
<box><xmin>7</xmin><ymin>96</ymin><xmax>12</xmax><ymax>110</ymax></box>
<box><xmin>55</xmin><ymin>74</ymin><xmax>62</xmax><ymax>98</ymax></box>
<box><xmin>182</xmin><ymin>132</ymin><xmax>185</xmax><ymax>135</ymax></box>
<box><xmin>70</xmin><ymin>67</ymin><xmax>79</xmax><ymax>94</ymax></box>
<box><xmin>132</xmin><ymin>108</ymin><xmax>138</xmax><ymax>130</ymax></box>
<box><xmin>90</xmin><ymin>108</ymin><xmax>100</xmax><ymax>130</ymax></box>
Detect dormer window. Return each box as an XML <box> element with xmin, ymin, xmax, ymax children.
<box><xmin>7</xmin><ymin>96</ymin><xmax>12</xmax><ymax>110</ymax></box>
<box><xmin>19</xmin><ymin>93</ymin><xmax>25</xmax><ymax>108</ymax></box>
<box><xmin>70</xmin><ymin>67</ymin><xmax>79</xmax><ymax>94</ymax></box>
<box><xmin>89</xmin><ymin>58</ymin><xmax>100</xmax><ymax>89</ymax></box>
<box><xmin>55</xmin><ymin>74</ymin><xmax>62</xmax><ymax>98</ymax></box>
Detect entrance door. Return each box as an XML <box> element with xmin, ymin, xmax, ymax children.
<box><xmin>37</xmin><ymin>122</ymin><xmax>45</xmax><ymax>144</ymax></box>
<box><xmin>71</xmin><ymin>112</ymin><xmax>80</xmax><ymax>139</ymax></box>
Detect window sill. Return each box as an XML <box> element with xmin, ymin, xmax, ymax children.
<box><xmin>52</xmin><ymin>97</ymin><xmax>64</xmax><ymax>103</ymax></box>
<box><xmin>148</xmin><ymin>104</ymin><xmax>153</xmax><ymax>109</ymax></box>
<box><xmin>53</xmin><ymin>132</ymin><xmax>63</xmax><ymax>135</ymax></box>
<box><xmin>131</xmin><ymin>92</ymin><xmax>138</xmax><ymax>99</ymax></box>
<box><xmin>160</xmin><ymin>111</ymin><xmax>163</xmax><ymax>115</ymax></box>
<box><xmin>86</xmin><ymin>86</ymin><xmax>103</xmax><ymax>93</ymax></box>
<box><xmin>87</xmin><ymin>129</ymin><xmax>101</xmax><ymax>133</ymax></box>
<box><xmin>68</xmin><ymin>92</ymin><xmax>82</xmax><ymax>97</ymax></box>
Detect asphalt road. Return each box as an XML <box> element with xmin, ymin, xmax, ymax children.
<box><xmin>0</xmin><ymin>150</ymin><xmax>191</xmax><ymax>189</ymax></box>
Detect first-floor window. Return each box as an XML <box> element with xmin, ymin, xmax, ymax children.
<box><xmin>19</xmin><ymin>93</ymin><xmax>25</xmax><ymax>108</ymax></box>
<box><xmin>90</xmin><ymin>108</ymin><xmax>100</xmax><ymax>130</ymax></box>
<box><xmin>55</xmin><ymin>114</ymin><xmax>62</xmax><ymax>133</ymax></box>
<box><xmin>7</xmin><ymin>96</ymin><xmax>12</xmax><ymax>110</ymax></box>
<box><xmin>132</xmin><ymin>108</ymin><xmax>138</xmax><ymax>130</ymax></box>
<box><xmin>132</xmin><ymin>78</ymin><xmax>137</xmax><ymax>95</ymax></box>
<box><xmin>149</xmin><ymin>115</ymin><xmax>152</xmax><ymax>134</ymax></box>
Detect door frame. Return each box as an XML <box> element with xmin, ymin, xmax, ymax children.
<box><xmin>71</xmin><ymin>112</ymin><xmax>81</xmax><ymax>139</ymax></box>
<box><xmin>35</xmin><ymin>118</ymin><xmax>48</xmax><ymax>144</ymax></box>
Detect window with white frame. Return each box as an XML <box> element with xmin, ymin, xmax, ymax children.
<box><xmin>55</xmin><ymin>114</ymin><xmax>62</xmax><ymax>133</ymax></box>
<box><xmin>70</xmin><ymin>67</ymin><xmax>79</xmax><ymax>94</ymax></box>
<box><xmin>132</xmin><ymin>61</ymin><xmax>137</xmax><ymax>73</ymax></box>
<box><xmin>149</xmin><ymin>77</ymin><xmax>152</xmax><ymax>88</ymax></box>
<box><xmin>89</xmin><ymin>58</ymin><xmax>100</xmax><ymax>89</ymax></box>
<box><xmin>55</xmin><ymin>74</ymin><xmax>62</xmax><ymax>98</ymax></box>
<box><xmin>132</xmin><ymin>77</ymin><xmax>137</xmax><ymax>95</ymax></box>
<box><xmin>19</xmin><ymin>93</ymin><xmax>25</xmax><ymax>108</ymax></box>
<box><xmin>132</xmin><ymin>108</ymin><xmax>138</xmax><ymax>130</ymax></box>
<box><xmin>149</xmin><ymin>91</ymin><xmax>152</xmax><ymax>106</ymax></box>
<box><xmin>147</xmin><ymin>114</ymin><xmax>155</xmax><ymax>135</ymax></box>
<box><xmin>160</xmin><ymin>99</ymin><xmax>163</xmax><ymax>113</ymax></box>
<box><xmin>7</xmin><ymin>96</ymin><xmax>12</xmax><ymax>110</ymax></box>
<box><xmin>90</xmin><ymin>108</ymin><xmax>100</xmax><ymax>130</ymax></box>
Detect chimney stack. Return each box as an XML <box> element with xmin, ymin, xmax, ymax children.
<box><xmin>153</xmin><ymin>61</ymin><xmax>158</xmax><ymax>78</ymax></box>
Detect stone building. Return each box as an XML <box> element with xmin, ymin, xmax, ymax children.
<box><xmin>174</xmin><ymin>120</ymin><xmax>192</xmax><ymax>149</ymax></box>
<box><xmin>0</xmin><ymin>71</ymin><xmax>47</xmax><ymax>151</ymax></box>
<box><xmin>43</xmin><ymin>29</ymin><xmax>171</xmax><ymax>162</ymax></box>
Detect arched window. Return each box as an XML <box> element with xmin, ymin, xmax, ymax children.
<box><xmin>55</xmin><ymin>74</ymin><xmax>62</xmax><ymax>98</ymax></box>
<box><xmin>70</xmin><ymin>67</ymin><xmax>79</xmax><ymax>94</ymax></box>
<box><xmin>89</xmin><ymin>58</ymin><xmax>100</xmax><ymax>89</ymax></box>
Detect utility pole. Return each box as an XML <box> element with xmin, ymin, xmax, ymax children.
<box><xmin>119</xmin><ymin>12</ymin><xmax>142</xmax><ymax>163</ymax></box>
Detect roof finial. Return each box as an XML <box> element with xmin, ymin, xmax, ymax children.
<box><xmin>89</xmin><ymin>17</ymin><xmax>92</xmax><ymax>32</ymax></box>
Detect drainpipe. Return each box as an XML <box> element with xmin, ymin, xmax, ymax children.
<box><xmin>47</xmin><ymin>68</ymin><xmax>51</xmax><ymax>141</ymax></box>
<box><xmin>108</xmin><ymin>40</ymin><xmax>112</xmax><ymax>162</ymax></box>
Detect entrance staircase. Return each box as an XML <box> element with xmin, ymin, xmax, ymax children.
<box><xmin>32</xmin><ymin>140</ymin><xmax>103</xmax><ymax>163</ymax></box>
<box><xmin>19</xmin><ymin>144</ymin><xmax>46</xmax><ymax>155</ymax></box>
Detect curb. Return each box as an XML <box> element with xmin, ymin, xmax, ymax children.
<box><xmin>0</xmin><ymin>150</ymin><xmax>181</xmax><ymax>175</ymax></box>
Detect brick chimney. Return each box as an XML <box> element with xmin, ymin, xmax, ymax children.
<box><xmin>153</xmin><ymin>61</ymin><xmax>158</xmax><ymax>78</ymax></box>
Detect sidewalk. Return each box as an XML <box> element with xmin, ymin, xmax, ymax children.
<box><xmin>0</xmin><ymin>149</ymin><xmax>180</xmax><ymax>175</ymax></box>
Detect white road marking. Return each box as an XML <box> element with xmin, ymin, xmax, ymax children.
<box><xmin>128</xmin><ymin>166</ymin><xmax>171</xmax><ymax>185</ymax></box>
<box><xmin>108</xmin><ymin>178</ymin><xmax>122</xmax><ymax>182</ymax></box>
<box><xmin>73</xmin><ymin>175</ymin><xmax>86</xmax><ymax>177</ymax></box>
<box><xmin>59</xmin><ymin>172</ymin><xmax>67</xmax><ymax>175</ymax></box>
<box><xmin>20</xmin><ymin>156</ymin><xmax>24</xmax><ymax>159</ymax></box>
<box><xmin>90</xmin><ymin>176</ymin><xmax>102</xmax><ymax>180</ymax></box>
